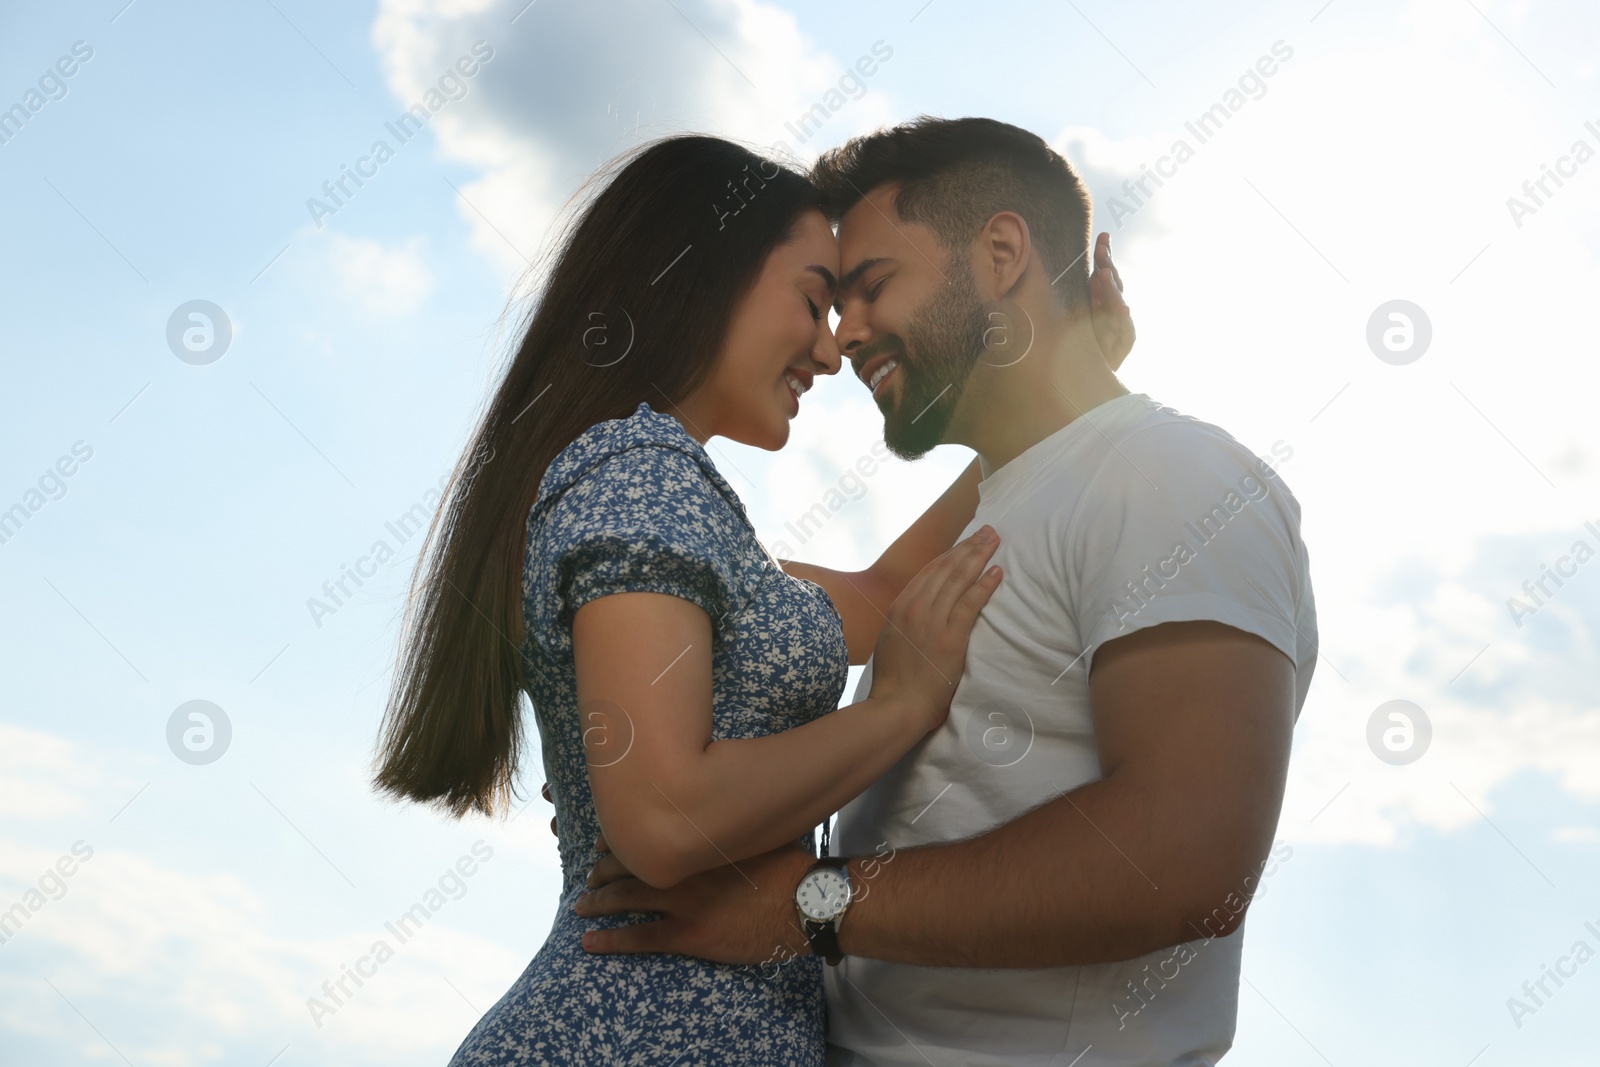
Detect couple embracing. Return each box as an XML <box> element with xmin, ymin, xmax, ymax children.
<box><xmin>375</xmin><ymin>115</ymin><xmax>1318</xmax><ymax>1067</ymax></box>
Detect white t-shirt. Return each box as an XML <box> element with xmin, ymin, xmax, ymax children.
<box><xmin>824</xmin><ymin>392</ymin><xmax>1317</xmax><ymax>1067</ymax></box>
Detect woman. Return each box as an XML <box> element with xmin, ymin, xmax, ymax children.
<box><xmin>373</xmin><ymin>134</ymin><xmax>1130</xmax><ymax>1065</ymax></box>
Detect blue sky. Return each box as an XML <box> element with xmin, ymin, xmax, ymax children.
<box><xmin>1</xmin><ymin>0</ymin><xmax>1597</xmax><ymax>1063</ymax></box>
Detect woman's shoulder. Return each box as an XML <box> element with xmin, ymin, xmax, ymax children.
<box><xmin>533</xmin><ymin>402</ymin><xmax>749</xmax><ymax>541</ymax></box>
<box><xmin>538</xmin><ymin>402</ymin><xmax>690</xmax><ymax>490</ymax></box>
<box><xmin>522</xmin><ymin>404</ymin><xmax>758</xmax><ymax>647</ymax></box>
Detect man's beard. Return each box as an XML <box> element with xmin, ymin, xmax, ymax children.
<box><xmin>876</xmin><ymin>260</ymin><xmax>992</xmax><ymax>460</ymax></box>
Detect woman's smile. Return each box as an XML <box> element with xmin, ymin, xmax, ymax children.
<box><xmin>784</xmin><ymin>366</ymin><xmax>814</xmax><ymax>412</ymax></box>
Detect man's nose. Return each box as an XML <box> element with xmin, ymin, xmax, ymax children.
<box><xmin>835</xmin><ymin>305</ymin><xmax>871</xmax><ymax>368</ymax></box>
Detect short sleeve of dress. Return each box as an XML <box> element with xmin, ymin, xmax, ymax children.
<box><xmin>538</xmin><ymin>443</ymin><xmax>742</xmax><ymax>642</ymax></box>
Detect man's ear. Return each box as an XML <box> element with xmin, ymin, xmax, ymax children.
<box><xmin>976</xmin><ymin>211</ymin><xmax>1031</xmax><ymax>300</ymax></box>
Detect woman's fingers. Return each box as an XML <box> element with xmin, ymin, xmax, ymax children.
<box><xmin>927</xmin><ymin>527</ymin><xmax>1000</xmax><ymax>623</ymax></box>
<box><xmin>870</xmin><ymin>526</ymin><xmax>1003</xmax><ymax>730</ymax></box>
<box><xmin>901</xmin><ymin>527</ymin><xmax>970</xmax><ymax>599</ymax></box>
<box><xmin>1093</xmin><ymin>231</ymin><xmax>1123</xmax><ymax>293</ymax></box>
<box><xmin>902</xmin><ymin>526</ymin><xmax>997</xmax><ymax>613</ymax></box>
<box><xmin>1089</xmin><ymin>232</ymin><xmax>1135</xmax><ymax>372</ymax></box>
<box><xmin>586</xmin><ymin>850</ymin><xmax>630</xmax><ymax>889</ymax></box>
<box><xmin>951</xmin><ymin>564</ymin><xmax>1004</xmax><ymax>627</ymax></box>
<box><xmin>541</xmin><ymin>781</ymin><xmax>557</xmax><ymax>837</ymax></box>
<box><xmin>1093</xmin><ymin>232</ymin><xmax>1125</xmax><ymax>297</ymax></box>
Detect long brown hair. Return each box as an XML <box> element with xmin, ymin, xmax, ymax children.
<box><xmin>373</xmin><ymin>135</ymin><xmax>819</xmax><ymax>818</ymax></box>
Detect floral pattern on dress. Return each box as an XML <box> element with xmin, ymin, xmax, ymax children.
<box><xmin>447</xmin><ymin>402</ymin><xmax>849</xmax><ymax>1066</ymax></box>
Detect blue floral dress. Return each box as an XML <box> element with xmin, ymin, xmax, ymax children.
<box><xmin>448</xmin><ymin>402</ymin><xmax>848</xmax><ymax>1066</ymax></box>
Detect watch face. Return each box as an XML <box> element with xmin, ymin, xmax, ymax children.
<box><xmin>796</xmin><ymin>867</ymin><xmax>851</xmax><ymax>921</ymax></box>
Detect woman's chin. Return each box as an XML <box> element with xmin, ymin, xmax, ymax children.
<box><xmin>726</xmin><ymin>414</ymin><xmax>791</xmax><ymax>452</ymax></box>
<box><xmin>758</xmin><ymin>422</ymin><xmax>791</xmax><ymax>451</ymax></box>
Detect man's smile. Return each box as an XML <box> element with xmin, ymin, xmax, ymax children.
<box><xmin>855</xmin><ymin>343</ymin><xmax>905</xmax><ymax>402</ymax></box>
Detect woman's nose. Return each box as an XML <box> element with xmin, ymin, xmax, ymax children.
<box><xmin>812</xmin><ymin>317</ymin><xmax>843</xmax><ymax>376</ymax></box>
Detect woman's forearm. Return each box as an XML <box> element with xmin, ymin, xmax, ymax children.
<box><xmin>580</xmin><ymin>524</ymin><xmax>1001</xmax><ymax>889</ymax></box>
<box><xmin>782</xmin><ymin>457</ymin><xmax>982</xmax><ymax>663</ymax></box>
<box><xmin>577</xmin><ymin>591</ymin><xmax>920</xmax><ymax>888</ymax></box>
<box><xmin>640</xmin><ymin>693</ymin><xmax>925</xmax><ymax>885</ymax></box>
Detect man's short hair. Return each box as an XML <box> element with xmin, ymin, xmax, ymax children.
<box><xmin>809</xmin><ymin>116</ymin><xmax>1094</xmax><ymax>311</ymax></box>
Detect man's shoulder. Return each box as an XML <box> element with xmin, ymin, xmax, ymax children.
<box><xmin>1112</xmin><ymin>398</ymin><xmax>1260</xmax><ymax>463</ymax></box>
<box><xmin>1089</xmin><ymin>398</ymin><xmax>1298</xmax><ymax>504</ymax></box>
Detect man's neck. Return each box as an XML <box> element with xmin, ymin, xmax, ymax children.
<box><xmin>950</xmin><ymin>314</ymin><xmax>1131</xmax><ymax>478</ymax></box>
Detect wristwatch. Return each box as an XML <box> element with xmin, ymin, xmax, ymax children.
<box><xmin>794</xmin><ymin>856</ymin><xmax>853</xmax><ymax>966</ymax></box>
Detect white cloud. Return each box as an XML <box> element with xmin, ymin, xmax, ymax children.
<box><xmin>0</xmin><ymin>724</ymin><xmax>135</xmax><ymax>823</ymax></box>
<box><xmin>370</xmin><ymin>0</ymin><xmax>898</xmax><ymax>276</ymax></box>
<box><xmin>1551</xmin><ymin>825</ymin><xmax>1600</xmax><ymax>843</ymax></box>
<box><xmin>1050</xmin><ymin>0</ymin><xmax>1600</xmax><ymax>846</ymax></box>
<box><xmin>320</xmin><ymin>231</ymin><xmax>436</xmax><ymax>316</ymax></box>
<box><xmin>0</xmin><ymin>837</ymin><xmax>528</xmax><ymax>1066</ymax></box>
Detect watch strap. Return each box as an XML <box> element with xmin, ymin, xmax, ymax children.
<box><xmin>804</xmin><ymin>916</ymin><xmax>843</xmax><ymax>966</ymax></box>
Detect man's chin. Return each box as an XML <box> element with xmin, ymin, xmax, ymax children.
<box><xmin>882</xmin><ymin>411</ymin><xmax>945</xmax><ymax>461</ymax></box>
<box><xmin>882</xmin><ymin>438</ymin><xmax>934</xmax><ymax>462</ymax></box>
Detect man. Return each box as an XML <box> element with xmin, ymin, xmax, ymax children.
<box><xmin>577</xmin><ymin>116</ymin><xmax>1318</xmax><ymax>1065</ymax></box>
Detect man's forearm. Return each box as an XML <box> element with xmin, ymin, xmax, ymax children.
<box><xmin>836</xmin><ymin>774</ymin><xmax>1260</xmax><ymax>968</ymax></box>
<box><xmin>574</xmin><ymin>624</ymin><xmax>1294</xmax><ymax>972</ymax></box>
